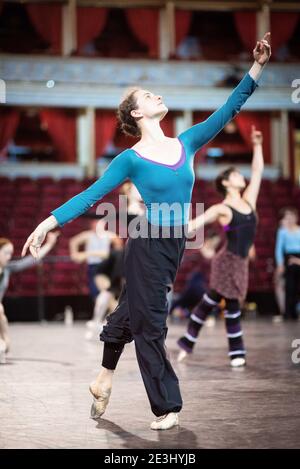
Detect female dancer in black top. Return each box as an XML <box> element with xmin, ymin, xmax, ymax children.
<box><xmin>177</xmin><ymin>126</ymin><xmax>264</xmax><ymax>367</ymax></box>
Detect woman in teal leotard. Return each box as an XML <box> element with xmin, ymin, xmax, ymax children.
<box><xmin>22</xmin><ymin>33</ymin><xmax>271</xmax><ymax>431</ymax></box>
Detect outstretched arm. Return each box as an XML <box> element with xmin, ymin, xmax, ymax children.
<box><xmin>188</xmin><ymin>203</ymin><xmax>228</xmax><ymax>235</ymax></box>
<box><xmin>242</xmin><ymin>126</ymin><xmax>264</xmax><ymax>210</ymax></box>
<box><xmin>179</xmin><ymin>33</ymin><xmax>271</xmax><ymax>155</ymax></box>
<box><xmin>275</xmin><ymin>228</ymin><xmax>285</xmax><ymax>275</ymax></box>
<box><xmin>22</xmin><ymin>150</ymin><xmax>133</xmax><ymax>259</ymax></box>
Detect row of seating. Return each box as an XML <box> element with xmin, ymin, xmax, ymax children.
<box><xmin>1</xmin><ymin>176</ymin><xmax>298</xmax><ymax>296</ymax></box>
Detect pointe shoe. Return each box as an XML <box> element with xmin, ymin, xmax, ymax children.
<box><xmin>230</xmin><ymin>357</ymin><xmax>246</xmax><ymax>368</ymax></box>
<box><xmin>89</xmin><ymin>383</ymin><xmax>111</xmax><ymax>419</ymax></box>
<box><xmin>177</xmin><ymin>349</ymin><xmax>188</xmax><ymax>363</ymax></box>
<box><xmin>150</xmin><ymin>412</ymin><xmax>179</xmax><ymax>431</ymax></box>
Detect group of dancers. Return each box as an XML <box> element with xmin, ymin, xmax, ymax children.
<box><xmin>18</xmin><ymin>32</ymin><xmax>271</xmax><ymax>431</ymax></box>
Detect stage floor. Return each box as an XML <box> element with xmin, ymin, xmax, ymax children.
<box><xmin>1</xmin><ymin>318</ymin><xmax>300</xmax><ymax>449</ymax></box>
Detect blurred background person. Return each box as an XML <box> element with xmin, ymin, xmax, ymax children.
<box><xmin>0</xmin><ymin>233</ymin><xmax>58</xmax><ymax>363</ymax></box>
<box><xmin>275</xmin><ymin>207</ymin><xmax>300</xmax><ymax>320</ymax></box>
<box><xmin>69</xmin><ymin>216</ymin><xmax>113</xmax><ymax>302</ymax></box>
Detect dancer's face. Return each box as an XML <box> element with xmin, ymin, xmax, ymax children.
<box><xmin>131</xmin><ymin>89</ymin><xmax>168</xmax><ymax>122</ymax></box>
<box><xmin>283</xmin><ymin>211</ymin><xmax>298</xmax><ymax>228</ymax></box>
<box><xmin>0</xmin><ymin>243</ymin><xmax>14</xmax><ymax>267</ymax></box>
<box><xmin>226</xmin><ymin>170</ymin><xmax>246</xmax><ymax>191</ymax></box>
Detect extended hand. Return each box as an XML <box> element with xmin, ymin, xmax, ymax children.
<box><xmin>21</xmin><ymin>228</ymin><xmax>47</xmax><ymax>259</ymax></box>
<box><xmin>251</xmin><ymin>125</ymin><xmax>263</xmax><ymax>145</ymax></box>
<box><xmin>253</xmin><ymin>32</ymin><xmax>271</xmax><ymax>65</ymax></box>
<box><xmin>46</xmin><ymin>231</ymin><xmax>60</xmax><ymax>246</ymax></box>
<box><xmin>288</xmin><ymin>256</ymin><xmax>300</xmax><ymax>266</ymax></box>
<box><xmin>71</xmin><ymin>252</ymin><xmax>87</xmax><ymax>263</ymax></box>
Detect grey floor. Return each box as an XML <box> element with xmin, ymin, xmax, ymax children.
<box><xmin>1</xmin><ymin>318</ymin><xmax>300</xmax><ymax>449</ymax></box>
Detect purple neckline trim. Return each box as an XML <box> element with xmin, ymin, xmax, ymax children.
<box><xmin>131</xmin><ymin>137</ymin><xmax>186</xmax><ymax>171</ymax></box>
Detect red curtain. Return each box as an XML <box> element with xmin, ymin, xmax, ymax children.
<box><xmin>175</xmin><ymin>10</ymin><xmax>192</xmax><ymax>47</ymax></box>
<box><xmin>125</xmin><ymin>9</ymin><xmax>159</xmax><ymax>58</ymax></box>
<box><xmin>271</xmin><ymin>12</ymin><xmax>299</xmax><ymax>55</ymax></box>
<box><xmin>113</xmin><ymin>128</ymin><xmax>138</xmax><ymax>150</ymax></box>
<box><xmin>26</xmin><ymin>2</ymin><xmax>62</xmax><ymax>54</ymax></box>
<box><xmin>0</xmin><ymin>108</ymin><xmax>20</xmax><ymax>157</ymax></box>
<box><xmin>95</xmin><ymin>110</ymin><xmax>118</xmax><ymax>157</ymax></box>
<box><xmin>160</xmin><ymin>113</ymin><xmax>175</xmax><ymax>137</ymax></box>
<box><xmin>233</xmin><ymin>12</ymin><xmax>256</xmax><ymax>52</ymax></box>
<box><xmin>235</xmin><ymin>112</ymin><xmax>271</xmax><ymax>164</ymax></box>
<box><xmin>40</xmin><ymin>109</ymin><xmax>76</xmax><ymax>162</ymax></box>
<box><xmin>76</xmin><ymin>7</ymin><xmax>108</xmax><ymax>52</ymax></box>
<box><xmin>193</xmin><ymin>111</ymin><xmax>211</xmax><ymax>124</ymax></box>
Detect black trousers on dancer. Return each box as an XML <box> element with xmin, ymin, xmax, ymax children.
<box><xmin>100</xmin><ymin>222</ymin><xmax>186</xmax><ymax>417</ymax></box>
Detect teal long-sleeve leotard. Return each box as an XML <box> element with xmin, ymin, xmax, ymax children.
<box><xmin>51</xmin><ymin>73</ymin><xmax>258</xmax><ymax>227</ymax></box>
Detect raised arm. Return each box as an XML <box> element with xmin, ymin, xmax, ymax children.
<box><xmin>22</xmin><ymin>150</ymin><xmax>133</xmax><ymax>259</ymax></box>
<box><xmin>179</xmin><ymin>33</ymin><xmax>271</xmax><ymax>155</ymax></box>
<box><xmin>242</xmin><ymin>126</ymin><xmax>264</xmax><ymax>209</ymax></box>
<box><xmin>275</xmin><ymin>228</ymin><xmax>285</xmax><ymax>272</ymax></box>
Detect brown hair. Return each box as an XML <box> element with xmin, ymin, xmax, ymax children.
<box><xmin>215</xmin><ymin>166</ymin><xmax>237</xmax><ymax>196</ymax></box>
<box><xmin>279</xmin><ymin>206</ymin><xmax>299</xmax><ymax>219</ymax></box>
<box><xmin>117</xmin><ymin>87</ymin><xmax>141</xmax><ymax>138</ymax></box>
<box><xmin>0</xmin><ymin>238</ymin><xmax>12</xmax><ymax>250</ymax></box>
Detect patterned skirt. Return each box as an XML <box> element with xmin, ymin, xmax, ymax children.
<box><xmin>209</xmin><ymin>247</ymin><xmax>249</xmax><ymax>301</ymax></box>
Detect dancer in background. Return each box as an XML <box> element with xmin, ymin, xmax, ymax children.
<box><xmin>0</xmin><ymin>232</ymin><xmax>58</xmax><ymax>364</ymax></box>
<box><xmin>86</xmin><ymin>236</ymin><xmax>125</xmax><ymax>340</ymax></box>
<box><xmin>275</xmin><ymin>207</ymin><xmax>300</xmax><ymax>320</ymax></box>
<box><xmin>69</xmin><ymin>215</ymin><xmax>121</xmax><ymax>337</ymax></box>
<box><xmin>177</xmin><ymin>126</ymin><xmax>264</xmax><ymax>367</ymax></box>
<box><xmin>121</xmin><ymin>181</ymin><xmax>145</xmax><ymax>224</ymax></box>
<box><xmin>273</xmin><ymin>212</ymin><xmax>288</xmax><ymax>322</ymax></box>
<box><xmin>22</xmin><ymin>33</ymin><xmax>270</xmax><ymax>430</ymax></box>
<box><xmin>69</xmin><ymin>215</ymin><xmax>113</xmax><ymax>300</ymax></box>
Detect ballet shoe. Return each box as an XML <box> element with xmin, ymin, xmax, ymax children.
<box><xmin>177</xmin><ymin>349</ymin><xmax>188</xmax><ymax>363</ymax></box>
<box><xmin>230</xmin><ymin>357</ymin><xmax>246</xmax><ymax>368</ymax></box>
<box><xmin>89</xmin><ymin>383</ymin><xmax>111</xmax><ymax>419</ymax></box>
<box><xmin>150</xmin><ymin>412</ymin><xmax>179</xmax><ymax>430</ymax></box>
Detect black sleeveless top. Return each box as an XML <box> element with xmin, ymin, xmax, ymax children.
<box><xmin>223</xmin><ymin>201</ymin><xmax>257</xmax><ymax>258</ymax></box>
